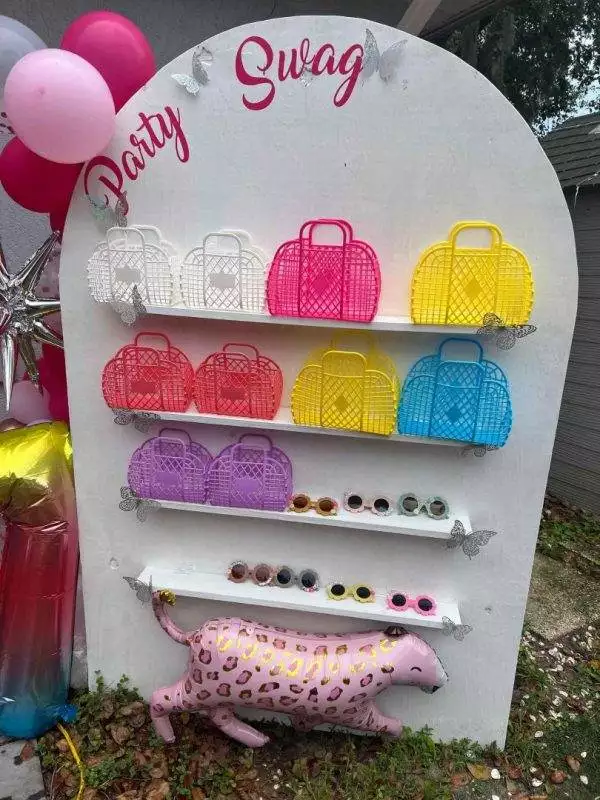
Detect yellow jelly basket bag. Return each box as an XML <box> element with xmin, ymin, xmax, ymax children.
<box><xmin>411</xmin><ymin>221</ymin><xmax>534</xmax><ymax>326</ymax></box>
<box><xmin>291</xmin><ymin>332</ymin><xmax>399</xmax><ymax>435</ymax></box>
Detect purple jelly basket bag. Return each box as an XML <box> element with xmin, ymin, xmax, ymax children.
<box><xmin>206</xmin><ymin>434</ymin><xmax>292</xmax><ymax>511</ymax></box>
<box><xmin>128</xmin><ymin>428</ymin><xmax>212</xmax><ymax>503</ymax></box>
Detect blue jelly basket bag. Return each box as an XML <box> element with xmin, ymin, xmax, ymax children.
<box><xmin>398</xmin><ymin>338</ymin><xmax>512</xmax><ymax>446</ymax></box>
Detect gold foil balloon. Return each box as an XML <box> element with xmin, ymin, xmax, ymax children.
<box><xmin>0</xmin><ymin>421</ymin><xmax>78</xmax><ymax>738</ymax></box>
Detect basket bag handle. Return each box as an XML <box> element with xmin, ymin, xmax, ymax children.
<box><xmin>221</xmin><ymin>343</ymin><xmax>260</xmax><ymax>362</ymax></box>
<box><xmin>131</xmin><ymin>225</ymin><xmax>162</xmax><ymax>247</ymax></box>
<box><xmin>107</xmin><ymin>226</ymin><xmax>145</xmax><ymax>250</ymax></box>
<box><xmin>329</xmin><ymin>331</ymin><xmax>377</xmax><ymax>354</ymax></box>
<box><xmin>299</xmin><ymin>219</ymin><xmax>353</xmax><ymax>248</ymax></box>
<box><xmin>158</xmin><ymin>428</ymin><xmax>193</xmax><ymax>444</ymax></box>
<box><xmin>438</xmin><ymin>338</ymin><xmax>484</xmax><ymax>363</ymax></box>
<box><xmin>449</xmin><ymin>222</ymin><xmax>503</xmax><ymax>253</ymax></box>
<box><xmin>133</xmin><ymin>332</ymin><xmax>173</xmax><ymax>353</ymax></box>
<box><xmin>153</xmin><ymin>428</ymin><xmax>192</xmax><ymax>459</ymax></box>
<box><xmin>203</xmin><ymin>232</ymin><xmax>243</xmax><ymax>261</ymax></box>
<box><xmin>236</xmin><ymin>434</ymin><xmax>273</xmax><ymax>451</ymax></box>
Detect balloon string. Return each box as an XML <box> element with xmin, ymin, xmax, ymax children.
<box><xmin>57</xmin><ymin>722</ymin><xmax>85</xmax><ymax>800</ymax></box>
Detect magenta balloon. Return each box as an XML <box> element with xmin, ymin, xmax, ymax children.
<box><xmin>61</xmin><ymin>11</ymin><xmax>155</xmax><ymax>111</ymax></box>
<box><xmin>0</xmin><ymin>137</ymin><xmax>82</xmax><ymax>212</ymax></box>
<box><xmin>4</xmin><ymin>49</ymin><xmax>115</xmax><ymax>164</ymax></box>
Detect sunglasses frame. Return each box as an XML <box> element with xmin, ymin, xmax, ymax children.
<box><xmin>273</xmin><ymin>565</ymin><xmax>295</xmax><ymax>588</ymax></box>
<box><xmin>398</xmin><ymin>493</ymin><xmax>450</xmax><ymax>519</ymax></box>
<box><xmin>289</xmin><ymin>492</ymin><xmax>338</xmax><ymax>517</ymax></box>
<box><xmin>386</xmin><ymin>592</ymin><xmax>437</xmax><ymax>616</ymax></box>
<box><xmin>227</xmin><ymin>560</ymin><xmax>250</xmax><ymax>583</ymax></box>
<box><xmin>297</xmin><ymin>568</ymin><xmax>319</xmax><ymax>592</ymax></box>
<box><xmin>327</xmin><ymin>582</ymin><xmax>375</xmax><ymax>603</ymax></box>
<box><xmin>251</xmin><ymin>563</ymin><xmax>276</xmax><ymax>586</ymax></box>
<box><xmin>343</xmin><ymin>491</ymin><xmax>394</xmax><ymax>516</ymax></box>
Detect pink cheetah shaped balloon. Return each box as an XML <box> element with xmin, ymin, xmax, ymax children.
<box><xmin>150</xmin><ymin>591</ymin><xmax>448</xmax><ymax>747</ymax></box>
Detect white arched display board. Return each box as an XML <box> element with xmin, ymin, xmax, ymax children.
<box><xmin>60</xmin><ymin>16</ymin><xmax>577</xmax><ymax>745</ymax></box>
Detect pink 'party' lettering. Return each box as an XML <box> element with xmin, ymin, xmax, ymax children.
<box><xmin>235</xmin><ymin>35</ymin><xmax>363</xmax><ymax>110</ymax></box>
<box><xmin>84</xmin><ymin>105</ymin><xmax>189</xmax><ymax>204</ymax></box>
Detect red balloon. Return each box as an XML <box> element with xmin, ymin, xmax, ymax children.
<box><xmin>60</xmin><ymin>11</ymin><xmax>155</xmax><ymax>111</ymax></box>
<box><xmin>49</xmin><ymin>195</ymin><xmax>71</xmax><ymax>234</ymax></box>
<box><xmin>0</xmin><ymin>137</ymin><xmax>82</xmax><ymax>213</ymax></box>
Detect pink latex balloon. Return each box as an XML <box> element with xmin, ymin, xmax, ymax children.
<box><xmin>61</xmin><ymin>11</ymin><xmax>155</xmax><ymax>111</ymax></box>
<box><xmin>0</xmin><ymin>137</ymin><xmax>81</xmax><ymax>212</ymax></box>
<box><xmin>4</xmin><ymin>49</ymin><xmax>115</xmax><ymax>164</ymax></box>
<box><xmin>6</xmin><ymin>379</ymin><xmax>51</xmax><ymax>424</ymax></box>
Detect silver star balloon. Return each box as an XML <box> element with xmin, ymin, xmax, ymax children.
<box><xmin>0</xmin><ymin>232</ymin><xmax>62</xmax><ymax>412</ymax></box>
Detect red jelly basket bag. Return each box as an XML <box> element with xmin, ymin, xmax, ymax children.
<box><xmin>102</xmin><ymin>333</ymin><xmax>194</xmax><ymax>412</ymax></box>
<box><xmin>267</xmin><ymin>219</ymin><xmax>381</xmax><ymax>322</ymax></box>
<box><xmin>194</xmin><ymin>343</ymin><xmax>283</xmax><ymax>419</ymax></box>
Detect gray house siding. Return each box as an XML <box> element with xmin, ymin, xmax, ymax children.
<box><xmin>548</xmin><ymin>186</ymin><xmax>600</xmax><ymax>513</ymax></box>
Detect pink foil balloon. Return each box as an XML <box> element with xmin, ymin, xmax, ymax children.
<box><xmin>6</xmin><ymin>379</ymin><xmax>51</xmax><ymax>424</ymax></box>
<box><xmin>151</xmin><ymin>598</ymin><xmax>448</xmax><ymax>747</ymax></box>
<box><xmin>4</xmin><ymin>49</ymin><xmax>115</xmax><ymax>164</ymax></box>
<box><xmin>61</xmin><ymin>11</ymin><xmax>155</xmax><ymax>111</ymax></box>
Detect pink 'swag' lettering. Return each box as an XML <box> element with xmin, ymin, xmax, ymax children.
<box><xmin>235</xmin><ymin>35</ymin><xmax>363</xmax><ymax>111</ymax></box>
<box><xmin>84</xmin><ymin>105</ymin><xmax>189</xmax><ymax>205</ymax></box>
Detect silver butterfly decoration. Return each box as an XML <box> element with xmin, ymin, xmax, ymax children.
<box><xmin>119</xmin><ymin>486</ymin><xmax>161</xmax><ymax>522</ymax></box>
<box><xmin>172</xmin><ymin>45</ymin><xmax>213</xmax><ymax>95</ymax></box>
<box><xmin>442</xmin><ymin>616</ymin><xmax>473</xmax><ymax>641</ymax></box>
<box><xmin>110</xmin><ymin>285</ymin><xmax>147</xmax><ymax>326</ymax></box>
<box><xmin>477</xmin><ymin>312</ymin><xmax>537</xmax><ymax>350</ymax></box>
<box><xmin>446</xmin><ymin>519</ymin><xmax>497</xmax><ymax>559</ymax></box>
<box><xmin>113</xmin><ymin>409</ymin><xmax>159</xmax><ymax>433</ymax></box>
<box><xmin>361</xmin><ymin>29</ymin><xmax>406</xmax><ymax>83</ymax></box>
<box><xmin>461</xmin><ymin>443</ymin><xmax>499</xmax><ymax>458</ymax></box>
<box><xmin>88</xmin><ymin>191</ymin><xmax>128</xmax><ymax>229</ymax></box>
<box><xmin>123</xmin><ymin>575</ymin><xmax>153</xmax><ymax>605</ymax></box>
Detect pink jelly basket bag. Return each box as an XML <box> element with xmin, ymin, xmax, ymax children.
<box><xmin>128</xmin><ymin>428</ymin><xmax>212</xmax><ymax>503</ymax></box>
<box><xmin>267</xmin><ymin>219</ymin><xmax>381</xmax><ymax>322</ymax></box>
<box><xmin>194</xmin><ymin>343</ymin><xmax>283</xmax><ymax>419</ymax></box>
<box><xmin>102</xmin><ymin>333</ymin><xmax>194</xmax><ymax>412</ymax></box>
<box><xmin>206</xmin><ymin>434</ymin><xmax>292</xmax><ymax>511</ymax></box>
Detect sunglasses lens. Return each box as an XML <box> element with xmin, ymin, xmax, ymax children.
<box><xmin>418</xmin><ymin>597</ymin><xmax>434</xmax><ymax>612</ymax></box>
<box><xmin>391</xmin><ymin>593</ymin><xmax>407</xmax><ymax>608</ymax></box>
<box><xmin>373</xmin><ymin>497</ymin><xmax>390</xmax><ymax>514</ymax></box>
<box><xmin>292</xmin><ymin>494</ymin><xmax>310</xmax><ymax>511</ymax></box>
<box><xmin>253</xmin><ymin>564</ymin><xmax>272</xmax><ymax>585</ymax></box>
<box><xmin>346</xmin><ymin>494</ymin><xmax>363</xmax><ymax>510</ymax></box>
<box><xmin>276</xmin><ymin>567</ymin><xmax>293</xmax><ymax>586</ymax></box>
<box><xmin>318</xmin><ymin>498</ymin><xmax>336</xmax><ymax>514</ymax></box>
<box><xmin>401</xmin><ymin>496</ymin><xmax>419</xmax><ymax>514</ymax></box>
<box><xmin>428</xmin><ymin>499</ymin><xmax>447</xmax><ymax>518</ymax></box>
<box><xmin>355</xmin><ymin>585</ymin><xmax>373</xmax><ymax>601</ymax></box>
<box><xmin>329</xmin><ymin>583</ymin><xmax>346</xmax><ymax>597</ymax></box>
<box><xmin>299</xmin><ymin>570</ymin><xmax>318</xmax><ymax>591</ymax></box>
<box><xmin>229</xmin><ymin>562</ymin><xmax>247</xmax><ymax>582</ymax></box>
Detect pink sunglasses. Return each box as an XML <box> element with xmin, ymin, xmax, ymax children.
<box><xmin>386</xmin><ymin>592</ymin><xmax>437</xmax><ymax>616</ymax></box>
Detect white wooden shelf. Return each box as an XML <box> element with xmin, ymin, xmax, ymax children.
<box><xmin>137</xmin><ymin>407</ymin><xmax>463</xmax><ymax>448</ymax></box>
<box><xmin>143</xmin><ymin>304</ymin><xmax>477</xmax><ymax>335</ymax></box>
<box><xmin>139</xmin><ymin>566</ymin><xmax>461</xmax><ymax>629</ymax></box>
<box><xmin>153</xmin><ymin>498</ymin><xmax>468</xmax><ymax>541</ymax></box>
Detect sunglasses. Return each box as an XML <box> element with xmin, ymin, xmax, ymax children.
<box><xmin>343</xmin><ymin>491</ymin><xmax>393</xmax><ymax>516</ymax></box>
<box><xmin>398</xmin><ymin>493</ymin><xmax>449</xmax><ymax>519</ymax></box>
<box><xmin>327</xmin><ymin>582</ymin><xmax>375</xmax><ymax>603</ymax></box>
<box><xmin>227</xmin><ymin>562</ymin><xmax>319</xmax><ymax>592</ymax></box>
<box><xmin>386</xmin><ymin>592</ymin><xmax>437</xmax><ymax>616</ymax></box>
<box><xmin>289</xmin><ymin>493</ymin><xmax>338</xmax><ymax>516</ymax></box>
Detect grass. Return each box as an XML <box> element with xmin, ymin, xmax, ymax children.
<box><xmin>36</xmin><ymin>502</ymin><xmax>600</xmax><ymax>799</ymax></box>
<box><xmin>538</xmin><ymin>495</ymin><xmax>600</xmax><ymax>577</ymax></box>
<box><xmin>37</xmin><ymin>621</ymin><xmax>599</xmax><ymax>800</ymax></box>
